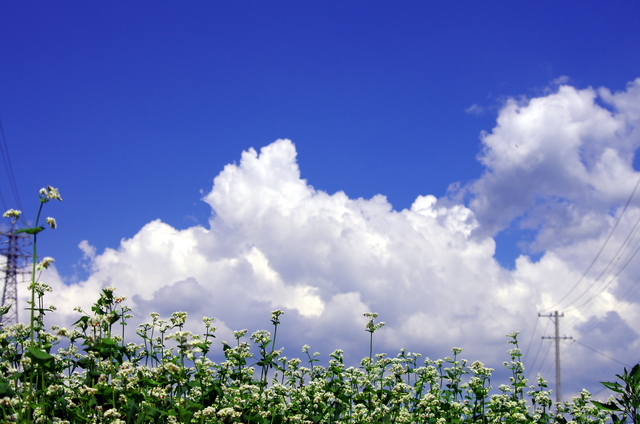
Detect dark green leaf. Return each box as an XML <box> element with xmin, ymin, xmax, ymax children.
<box><xmin>592</xmin><ymin>400</ymin><xmax>622</xmax><ymax>412</ymax></box>
<box><xmin>601</xmin><ymin>381</ymin><xmax>624</xmax><ymax>393</ymax></box>
<box><xmin>0</xmin><ymin>382</ymin><xmax>15</xmax><ymax>397</ymax></box>
<box><xmin>25</xmin><ymin>346</ymin><xmax>54</xmax><ymax>364</ymax></box>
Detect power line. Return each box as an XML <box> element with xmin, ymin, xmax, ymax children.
<box><xmin>565</xmin><ymin>239</ymin><xmax>640</xmax><ymax>313</ymax></box>
<box><xmin>525</xmin><ymin>318</ymin><xmax>551</xmax><ymax>380</ymax></box>
<box><xmin>534</xmin><ymin>338</ymin><xmax>554</xmax><ymax>382</ymax></box>
<box><xmin>563</xmin><ymin>208</ymin><xmax>640</xmax><ymax>315</ymax></box>
<box><xmin>572</xmin><ymin>269</ymin><xmax>640</xmax><ymax>336</ymax></box>
<box><xmin>568</xmin><ymin>222</ymin><xmax>640</xmax><ymax>334</ymax></box>
<box><xmin>522</xmin><ymin>315</ymin><xmax>539</xmax><ymax>365</ymax></box>
<box><xmin>0</xmin><ymin>116</ymin><xmax>22</xmax><ymax>211</ymax></box>
<box><xmin>542</xmin><ymin>176</ymin><xmax>640</xmax><ymax>312</ymax></box>
<box><xmin>566</xmin><ymin>212</ymin><xmax>640</xmax><ymax>309</ymax></box>
<box><xmin>572</xmin><ymin>339</ymin><xmax>630</xmax><ymax>368</ymax></box>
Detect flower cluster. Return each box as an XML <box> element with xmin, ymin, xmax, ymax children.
<box><xmin>2</xmin><ymin>209</ymin><xmax>21</xmax><ymax>219</ymax></box>
<box><xmin>39</xmin><ymin>185</ymin><xmax>63</xmax><ymax>202</ymax></box>
<box><xmin>364</xmin><ymin>312</ymin><xmax>386</xmax><ymax>333</ymax></box>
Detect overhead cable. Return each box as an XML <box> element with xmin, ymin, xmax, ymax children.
<box><xmin>0</xmin><ymin>116</ymin><xmax>21</xmax><ymax>211</ymax></box>
<box><xmin>542</xmin><ymin>176</ymin><xmax>640</xmax><ymax>312</ymax></box>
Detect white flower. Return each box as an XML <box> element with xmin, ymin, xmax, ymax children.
<box><xmin>45</xmin><ymin>217</ymin><xmax>57</xmax><ymax>229</ymax></box>
<box><xmin>36</xmin><ymin>257</ymin><xmax>55</xmax><ymax>270</ymax></box>
<box><xmin>271</xmin><ymin>309</ymin><xmax>284</xmax><ymax>322</ymax></box>
<box><xmin>45</xmin><ymin>185</ymin><xmax>62</xmax><ymax>201</ymax></box>
<box><xmin>2</xmin><ymin>209</ymin><xmax>21</xmax><ymax>219</ymax></box>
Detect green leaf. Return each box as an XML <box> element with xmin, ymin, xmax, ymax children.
<box><xmin>108</xmin><ymin>311</ymin><xmax>121</xmax><ymax>325</ymax></box>
<box><xmin>127</xmin><ymin>398</ymin><xmax>141</xmax><ymax>423</ymax></box>
<box><xmin>25</xmin><ymin>346</ymin><xmax>54</xmax><ymax>364</ymax></box>
<box><xmin>629</xmin><ymin>364</ymin><xmax>640</xmax><ymax>386</ymax></box>
<box><xmin>592</xmin><ymin>400</ymin><xmax>622</xmax><ymax>412</ymax></box>
<box><xmin>142</xmin><ymin>404</ymin><xmax>161</xmax><ymax>420</ymax></box>
<box><xmin>0</xmin><ymin>382</ymin><xmax>15</xmax><ymax>397</ymax></box>
<box><xmin>14</xmin><ymin>226</ymin><xmax>45</xmax><ymax>235</ymax></box>
<box><xmin>72</xmin><ymin>315</ymin><xmax>89</xmax><ymax>329</ymax></box>
<box><xmin>99</xmin><ymin>337</ymin><xmax>119</xmax><ymax>347</ymax></box>
<box><xmin>601</xmin><ymin>381</ymin><xmax>624</xmax><ymax>393</ymax></box>
<box><xmin>76</xmin><ymin>357</ymin><xmax>94</xmax><ymax>369</ymax></box>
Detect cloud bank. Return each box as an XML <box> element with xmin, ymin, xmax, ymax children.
<box><xmin>30</xmin><ymin>78</ymin><xmax>640</xmax><ymax>399</ymax></box>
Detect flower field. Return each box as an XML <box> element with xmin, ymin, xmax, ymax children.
<box><xmin>0</xmin><ymin>187</ymin><xmax>636</xmax><ymax>424</ymax></box>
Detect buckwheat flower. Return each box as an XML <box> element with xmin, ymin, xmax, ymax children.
<box><xmin>54</xmin><ymin>327</ymin><xmax>70</xmax><ymax>337</ymax></box>
<box><xmin>28</xmin><ymin>281</ymin><xmax>52</xmax><ymax>293</ymax></box>
<box><xmin>507</xmin><ymin>347</ymin><xmax>521</xmax><ymax>357</ymax></box>
<box><xmin>45</xmin><ymin>217</ymin><xmax>57</xmax><ymax>229</ymax></box>
<box><xmin>103</xmin><ymin>408</ymin><xmax>120</xmax><ymax>418</ymax></box>
<box><xmin>36</xmin><ymin>257</ymin><xmax>55</xmax><ymax>270</ymax></box>
<box><xmin>45</xmin><ymin>185</ymin><xmax>63</xmax><ymax>201</ymax></box>
<box><xmin>302</xmin><ymin>344</ymin><xmax>310</xmax><ymax>353</ymax></box>
<box><xmin>288</xmin><ymin>358</ymin><xmax>301</xmax><ymax>367</ymax></box>
<box><xmin>2</xmin><ymin>209</ymin><xmax>21</xmax><ymax>219</ymax></box>
<box><xmin>217</xmin><ymin>407</ymin><xmax>239</xmax><ymax>419</ymax></box>
<box><xmin>271</xmin><ymin>309</ymin><xmax>284</xmax><ymax>324</ymax></box>
<box><xmin>170</xmin><ymin>311</ymin><xmax>188</xmax><ymax>326</ymax></box>
<box><xmin>250</xmin><ymin>329</ymin><xmax>271</xmax><ymax>345</ymax></box>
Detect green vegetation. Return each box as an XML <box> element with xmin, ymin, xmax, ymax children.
<box><xmin>0</xmin><ymin>187</ymin><xmax>636</xmax><ymax>423</ymax></box>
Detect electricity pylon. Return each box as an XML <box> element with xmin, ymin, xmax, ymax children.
<box><xmin>0</xmin><ymin>222</ymin><xmax>31</xmax><ymax>326</ymax></box>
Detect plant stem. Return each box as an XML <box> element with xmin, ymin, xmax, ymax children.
<box><xmin>29</xmin><ymin>202</ymin><xmax>44</xmax><ymax>344</ymax></box>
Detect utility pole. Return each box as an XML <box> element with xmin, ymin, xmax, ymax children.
<box><xmin>539</xmin><ymin>311</ymin><xmax>573</xmax><ymax>404</ymax></box>
<box><xmin>0</xmin><ymin>222</ymin><xmax>31</xmax><ymax>327</ymax></box>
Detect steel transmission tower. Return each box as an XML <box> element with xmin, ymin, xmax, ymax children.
<box><xmin>539</xmin><ymin>311</ymin><xmax>573</xmax><ymax>404</ymax></box>
<box><xmin>0</xmin><ymin>223</ymin><xmax>31</xmax><ymax>326</ymax></box>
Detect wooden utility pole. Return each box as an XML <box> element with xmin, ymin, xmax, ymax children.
<box><xmin>539</xmin><ymin>311</ymin><xmax>572</xmax><ymax>403</ymax></box>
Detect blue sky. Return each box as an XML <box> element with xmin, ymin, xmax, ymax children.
<box><xmin>2</xmin><ymin>1</ymin><xmax>640</xmax><ymax>400</ymax></box>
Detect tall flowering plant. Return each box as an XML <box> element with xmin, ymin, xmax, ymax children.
<box><xmin>2</xmin><ymin>186</ymin><xmax>62</xmax><ymax>422</ymax></box>
<box><xmin>2</xmin><ymin>186</ymin><xmax>62</xmax><ymax>343</ymax></box>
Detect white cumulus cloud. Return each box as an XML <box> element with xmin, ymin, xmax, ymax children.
<box><xmin>20</xmin><ymin>78</ymin><xmax>640</xmax><ymax>400</ymax></box>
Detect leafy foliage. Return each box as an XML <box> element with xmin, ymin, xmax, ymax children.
<box><xmin>593</xmin><ymin>364</ymin><xmax>640</xmax><ymax>424</ymax></box>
